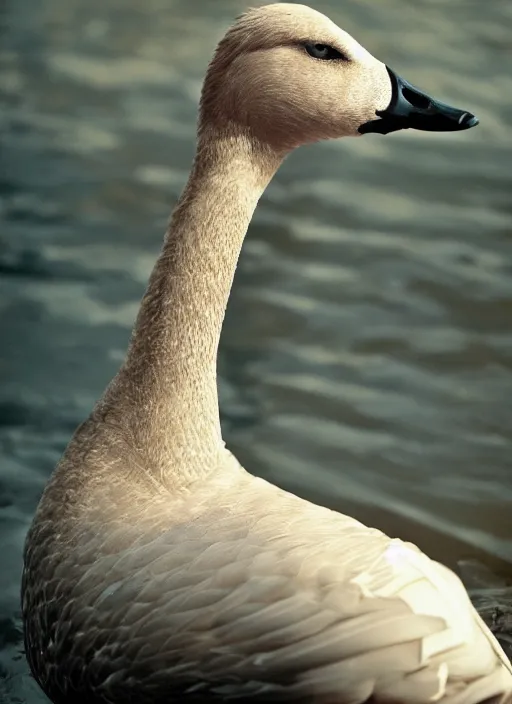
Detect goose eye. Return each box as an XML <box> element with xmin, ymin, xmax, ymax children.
<box><xmin>304</xmin><ymin>43</ymin><xmax>347</xmax><ymax>61</ymax></box>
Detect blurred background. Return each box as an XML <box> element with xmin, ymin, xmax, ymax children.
<box><xmin>1</xmin><ymin>0</ymin><xmax>511</xmax><ymax>700</ymax></box>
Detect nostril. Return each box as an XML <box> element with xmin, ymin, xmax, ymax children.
<box><xmin>402</xmin><ymin>86</ymin><xmax>431</xmax><ymax>110</ymax></box>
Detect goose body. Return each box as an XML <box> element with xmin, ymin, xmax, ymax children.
<box><xmin>22</xmin><ymin>4</ymin><xmax>512</xmax><ymax>703</ymax></box>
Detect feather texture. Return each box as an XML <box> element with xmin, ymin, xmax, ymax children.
<box><xmin>23</xmin><ymin>463</ymin><xmax>512</xmax><ymax>702</ymax></box>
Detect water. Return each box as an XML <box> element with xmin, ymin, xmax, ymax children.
<box><xmin>1</xmin><ymin>0</ymin><xmax>511</xmax><ymax>700</ymax></box>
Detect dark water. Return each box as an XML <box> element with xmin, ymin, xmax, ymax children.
<box><xmin>1</xmin><ymin>0</ymin><xmax>511</xmax><ymax>700</ymax></box>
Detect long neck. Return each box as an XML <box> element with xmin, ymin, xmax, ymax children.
<box><xmin>104</xmin><ymin>131</ymin><xmax>281</xmax><ymax>486</ymax></box>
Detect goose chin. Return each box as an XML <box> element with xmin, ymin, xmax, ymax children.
<box><xmin>358</xmin><ymin>66</ymin><xmax>479</xmax><ymax>135</ymax></box>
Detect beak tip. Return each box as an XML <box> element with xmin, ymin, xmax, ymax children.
<box><xmin>461</xmin><ymin>113</ymin><xmax>479</xmax><ymax>129</ymax></box>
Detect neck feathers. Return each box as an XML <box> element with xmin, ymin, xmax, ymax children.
<box><xmin>101</xmin><ymin>131</ymin><xmax>281</xmax><ymax>487</ymax></box>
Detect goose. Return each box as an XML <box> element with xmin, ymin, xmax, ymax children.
<box><xmin>21</xmin><ymin>4</ymin><xmax>512</xmax><ymax>703</ymax></box>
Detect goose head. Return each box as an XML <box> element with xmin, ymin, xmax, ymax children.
<box><xmin>199</xmin><ymin>3</ymin><xmax>478</xmax><ymax>151</ymax></box>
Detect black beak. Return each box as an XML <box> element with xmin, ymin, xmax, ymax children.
<box><xmin>358</xmin><ymin>66</ymin><xmax>479</xmax><ymax>135</ymax></box>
